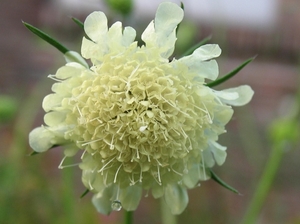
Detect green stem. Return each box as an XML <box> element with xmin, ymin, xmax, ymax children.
<box><xmin>124</xmin><ymin>211</ymin><xmax>133</xmax><ymax>224</ymax></box>
<box><xmin>241</xmin><ymin>143</ymin><xmax>285</xmax><ymax>224</ymax></box>
<box><xmin>161</xmin><ymin>198</ymin><xmax>177</xmax><ymax>224</ymax></box>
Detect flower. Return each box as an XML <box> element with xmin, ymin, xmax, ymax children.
<box><xmin>29</xmin><ymin>2</ymin><xmax>254</xmax><ymax>215</ymax></box>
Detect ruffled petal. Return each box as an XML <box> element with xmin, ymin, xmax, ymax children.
<box><xmin>216</xmin><ymin>85</ymin><xmax>254</xmax><ymax>106</ymax></box>
<box><xmin>142</xmin><ymin>2</ymin><xmax>183</xmax><ymax>58</ymax></box>
<box><xmin>164</xmin><ymin>184</ymin><xmax>188</xmax><ymax>215</ymax></box>
<box><xmin>176</xmin><ymin>44</ymin><xmax>221</xmax><ymax>80</ymax></box>
<box><xmin>192</xmin><ymin>44</ymin><xmax>222</xmax><ymax>61</ymax></box>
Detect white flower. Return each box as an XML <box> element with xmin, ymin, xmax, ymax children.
<box><xmin>29</xmin><ymin>2</ymin><xmax>254</xmax><ymax>215</ymax></box>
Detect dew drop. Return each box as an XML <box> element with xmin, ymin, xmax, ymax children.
<box><xmin>111</xmin><ymin>200</ymin><xmax>122</xmax><ymax>211</ymax></box>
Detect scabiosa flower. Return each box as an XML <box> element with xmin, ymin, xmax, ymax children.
<box><xmin>29</xmin><ymin>2</ymin><xmax>253</xmax><ymax>215</ymax></box>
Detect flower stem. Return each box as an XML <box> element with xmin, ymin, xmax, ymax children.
<box><xmin>161</xmin><ymin>198</ymin><xmax>177</xmax><ymax>224</ymax></box>
<box><xmin>241</xmin><ymin>143</ymin><xmax>285</xmax><ymax>224</ymax></box>
<box><xmin>124</xmin><ymin>211</ymin><xmax>133</xmax><ymax>224</ymax></box>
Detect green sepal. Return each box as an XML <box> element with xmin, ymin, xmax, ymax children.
<box><xmin>80</xmin><ymin>188</ymin><xmax>90</xmax><ymax>198</ymax></box>
<box><xmin>181</xmin><ymin>35</ymin><xmax>212</xmax><ymax>57</ymax></box>
<box><xmin>23</xmin><ymin>21</ymin><xmax>69</xmax><ymax>54</ymax></box>
<box><xmin>71</xmin><ymin>17</ymin><xmax>84</xmax><ymax>29</ymax></box>
<box><xmin>209</xmin><ymin>168</ymin><xmax>241</xmax><ymax>194</ymax></box>
<box><xmin>71</xmin><ymin>17</ymin><xmax>93</xmax><ymax>42</ymax></box>
<box><xmin>28</xmin><ymin>151</ymin><xmax>40</xmax><ymax>156</ymax></box>
<box><xmin>206</xmin><ymin>56</ymin><xmax>256</xmax><ymax>88</ymax></box>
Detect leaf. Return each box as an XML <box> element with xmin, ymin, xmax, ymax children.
<box><xmin>181</xmin><ymin>35</ymin><xmax>212</xmax><ymax>56</ymax></box>
<box><xmin>206</xmin><ymin>56</ymin><xmax>256</xmax><ymax>88</ymax></box>
<box><xmin>209</xmin><ymin>168</ymin><xmax>241</xmax><ymax>194</ymax></box>
<box><xmin>80</xmin><ymin>189</ymin><xmax>90</xmax><ymax>198</ymax></box>
<box><xmin>71</xmin><ymin>17</ymin><xmax>84</xmax><ymax>29</ymax></box>
<box><xmin>23</xmin><ymin>21</ymin><xmax>69</xmax><ymax>54</ymax></box>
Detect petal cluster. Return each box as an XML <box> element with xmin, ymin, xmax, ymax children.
<box><xmin>29</xmin><ymin>2</ymin><xmax>253</xmax><ymax>215</ymax></box>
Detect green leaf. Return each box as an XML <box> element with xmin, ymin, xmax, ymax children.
<box><xmin>181</xmin><ymin>35</ymin><xmax>212</xmax><ymax>56</ymax></box>
<box><xmin>209</xmin><ymin>168</ymin><xmax>240</xmax><ymax>194</ymax></box>
<box><xmin>71</xmin><ymin>17</ymin><xmax>84</xmax><ymax>29</ymax></box>
<box><xmin>206</xmin><ymin>56</ymin><xmax>256</xmax><ymax>88</ymax></box>
<box><xmin>23</xmin><ymin>21</ymin><xmax>69</xmax><ymax>54</ymax></box>
<box><xmin>80</xmin><ymin>189</ymin><xmax>90</xmax><ymax>198</ymax></box>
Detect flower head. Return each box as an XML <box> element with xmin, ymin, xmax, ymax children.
<box><xmin>29</xmin><ymin>2</ymin><xmax>253</xmax><ymax>215</ymax></box>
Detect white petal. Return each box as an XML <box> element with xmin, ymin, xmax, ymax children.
<box><xmin>177</xmin><ymin>45</ymin><xmax>221</xmax><ymax>80</ymax></box>
<box><xmin>42</xmin><ymin>94</ymin><xmax>63</xmax><ymax>112</ymax></box>
<box><xmin>44</xmin><ymin>111</ymin><xmax>66</xmax><ymax>126</ymax></box>
<box><xmin>193</xmin><ymin>44</ymin><xmax>222</xmax><ymax>61</ymax></box>
<box><xmin>209</xmin><ymin>141</ymin><xmax>227</xmax><ymax>166</ymax></box>
<box><xmin>84</xmin><ymin>11</ymin><xmax>108</xmax><ymax>42</ymax></box>
<box><xmin>151</xmin><ymin>184</ymin><xmax>164</xmax><ymax>199</ymax></box>
<box><xmin>92</xmin><ymin>186</ymin><xmax>115</xmax><ymax>215</ymax></box>
<box><xmin>164</xmin><ymin>184</ymin><xmax>188</xmax><ymax>215</ymax></box>
<box><xmin>142</xmin><ymin>2</ymin><xmax>183</xmax><ymax>58</ymax></box>
<box><xmin>183</xmin><ymin>164</ymin><xmax>200</xmax><ymax>188</ymax></box>
<box><xmin>119</xmin><ymin>184</ymin><xmax>142</xmax><ymax>211</ymax></box>
<box><xmin>55</xmin><ymin>63</ymin><xmax>83</xmax><ymax>79</ymax></box>
<box><xmin>29</xmin><ymin>126</ymin><xmax>64</xmax><ymax>153</ymax></box>
<box><xmin>107</xmin><ymin>22</ymin><xmax>123</xmax><ymax>50</ymax></box>
<box><xmin>217</xmin><ymin>85</ymin><xmax>254</xmax><ymax>106</ymax></box>
<box><xmin>81</xmin><ymin>37</ymin><xmax>106</xmax><ymax>60</ymax></box>
<box><xmin>122</xmin><ymin>26</ymin><xmax>136</xmax><ymax>46</ymax></box>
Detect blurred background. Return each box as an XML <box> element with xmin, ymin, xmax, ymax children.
<box><xmin>1</xmin><ymin>0</ymin><xmax>299</xmax><ymax>223</ymax></box>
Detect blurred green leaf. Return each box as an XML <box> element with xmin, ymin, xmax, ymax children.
<box><xmin>206</xmin><ymin>56</ymin><xmax>256</xmax><ymax>88</ymax></box>
<box><xmin>269</xmin><ymin>118</ymin><xmax>299</xmax><ymax>145</ymax></box>
<box><xmin>23</xmin><ymin>21</ymin><xmax>69</xmax><ymax>54</ymax></box>
<box><xmin>0</xmin><ymin>95</ymin><xmax>18</xmax><ymax>123</ymax></box>
<box><xmin>209</xmin><ymin>169</ymin><xmax>240</xmax><ymax>194</ymax></box>
<box><xmin>104</xmin><ymin>0</ymin><xmax>133</xmax><ymax>16</ymax></box>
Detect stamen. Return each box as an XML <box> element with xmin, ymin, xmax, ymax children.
<box><xmin>139</xmin><ymin>165</ymin><xmax>143</xmax><ymax>182</ymax></box>
<box><xmin>58</xmin><ymin>156</ymin><xmax>80</xmax><ymax>169</ymax></box>
<box><xmin>47</xmin><ymin>74</ymin><xmax>62</xmax><ymax>82</ymax></box>
<box><xmin>114</xmin><ymin>164</ymin><xmax>123</xmax><ymax>183</ymax></box>
<box><xmin>81</xmin><ymin>138</ymin><xmax>102</xmax><ymax>147</ymax></box>
<box><xmin>88</xmin><ymin>180</ymin><xmax>94</xmax><ymax>190</ymax></box>
<box><xmin>202</xmin><ymin>102</ymin><xmax>212</xmax><ymax>124</ymax></box>
<box><xmin>98</xmin><ymin>156</ymin><xmax>116</xmax><ymax>173</ymax></box>
<box><xmin>58</xmin><ymin>156</ymin><xmax>67</xmax><ymax>169</ymax></box>
<box><xmin>157</xmin><ymin>165</ymin><xmax>162</xmax><ymax>185</ymax></box>
<box><xmin>161</xmin><ymin>96</ymin><xmax>190</xmax><ymax>117</ymax></box>
<box><xmin>116</xmin><ymin>125</ymin><xmax>123</xmax><ymax>133</ymax></box>
<box><xmin>179</xmin><ymin>126</ymin><xmax>188</xmax><ymax>139</ymax></box>
<box><xmin>81</xmin><ymin>149</ymin><xmax>87</xmax><ymax>159</ymax></box>
<box><xmin>171</xmin><ymin>167</ymin><xmax>183</xmax><ymax>176</ymax></box>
